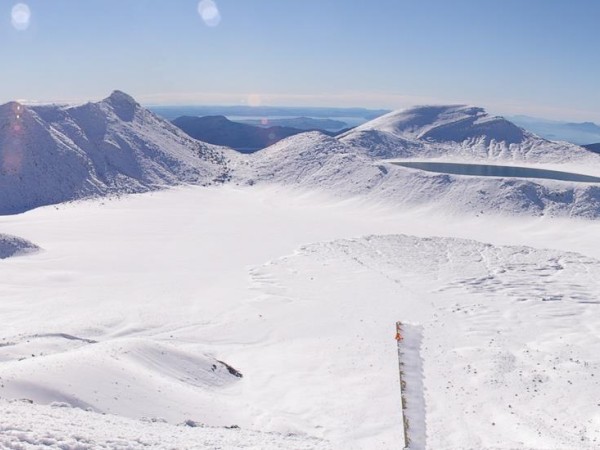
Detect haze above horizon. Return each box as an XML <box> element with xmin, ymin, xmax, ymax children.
<box><xmin>2</xmin><ymin>0</ymin><xmax>599</xmax><ymax>122</ymax></box>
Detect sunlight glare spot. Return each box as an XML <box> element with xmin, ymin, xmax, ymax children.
<box><xmin>3</xmin><ymin>150</ymin><xmax>23</xmax><ymax>174</ymax></box>
<box><xmin>11</xmin><ymin>3</ymin><xmax>31</xmax><ymax>31</ymax></box>
<box><xmin>247</xmin><ymin>94</ymin><xmax>261</xmax><ymax>107</ymax></box>
<box><xmin>197</xmin><ymin>0</ymin><xmax>221</xmax><ymax>27</ymax></box>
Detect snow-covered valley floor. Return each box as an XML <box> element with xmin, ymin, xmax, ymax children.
<box><xmin>1</xmin><ymin>185</ymin><xmax>600</xmax><ymax>449</ymax></box>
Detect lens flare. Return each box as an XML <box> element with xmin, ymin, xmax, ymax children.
<box><xmin>247</xmin><ymin>94</ymin><xmax>261</xmax><ymax>107</ymax></box>
<box><xmin>11</xmin><ymin>3</ymin><xmax>31</xmax><ymax>31</ymax></box>
<box><xmin>2</xmin><ymin>103</ymin><xmax>25</xmax><ymax>175</ymax></box>
<box><xmin>197</xmin><ymin>0</ymin><xmax>221</xmax><ymax>27</ymax></box>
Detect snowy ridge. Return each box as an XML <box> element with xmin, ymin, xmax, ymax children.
<box><xmin>242</xmin><ymin>131</ymin><xmax>358</xmax><ymax>184</ymax></box>
<box><xmin>347</xmin><ymin>105</ymin><xmax>527</xmax><ymax>143</ymax></box>
<box><xmin>246</xmin><ymin>107</ymin><xmax>600</xmax><ymax>219</ymax></box>
<box><xmin>0</xmin><ymin>91</ymin><xmax>234</xmax><ymax>214</ymax></box>
<box><xmin>249</xmin><ymin>131</ymin><xmax>600</xmax><ymax>218</ymax></box>
<box><xmin>339</xmin><ymin>105</ymin><xmax>596</xmax><ymax>163</ymax></box>
<box><xmin>0</xmin><ymin>233</ymin><xmax>39</xmax><ymax>259</ymax></box>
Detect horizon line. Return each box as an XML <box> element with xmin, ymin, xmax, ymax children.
<box><xmin>4</xmin><ymin>91</ymin><xmax>600</xmax><ymax>124</ymax></box>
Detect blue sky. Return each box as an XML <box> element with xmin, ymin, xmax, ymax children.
<box><xmin>1</xmin><ymin>0</ymin><xmax>599</xmax><ymax>121</ymax></box>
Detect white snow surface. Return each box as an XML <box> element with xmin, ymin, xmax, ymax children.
<box><xmin>0</xmin><ymin>399</ymin><xmax>328</xmax><ymax>449</ymax></box>
<box><xmin>2</xmin><ymin>185</ymin><xmax>600</xmax><ymax>449</ymax></box>
<box><xmin>4</xmin><ymin>95</ymin><xmax>600</xmax><ymax>448</ymax></box>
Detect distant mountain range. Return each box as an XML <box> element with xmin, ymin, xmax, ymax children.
<box><xmin>172</xmin><ymin>115</ymin><xmax>349</xmax><ymax>152</ymax></box>
<box><xmin>509</xmin><ymin>115</ymin><xmax>600</xmax><ymax>145</ymax></box>
<box><xmin>150</xmin><ymin>105</ymin><xmax>389</xmax><ymax>122</ymax></box>
<box><xmin>3</xmin><ymin>92</ymin><xmax>600</xmax><ymax>219</ymax></box>
<box><xmin>235</xmin><ymin>117</ymin><xmax>347</xmax><ymax>131</ymax></box>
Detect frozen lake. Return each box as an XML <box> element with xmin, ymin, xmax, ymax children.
<box><xmin>392</xmin><ymin>161</ymin><xmax>600</xmax><ymax>183</ymax></box>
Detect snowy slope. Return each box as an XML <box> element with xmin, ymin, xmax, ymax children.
<box><xmin>2</xmin><ymin>186</ymin><xmax>600</xmax><ymax>448</ymax></box>
<box><xmin>256</xmin><ymin>233</ymin><xmax>600</xmax><ymax>449</ymax></box>
<box><xmin>247</xmin><ymin>131</ymin><xmax>600</xmax><ymax>219</ymax></box>
<box><xmin>0</xmin><ymin>399</ymin><xmax>329</xmax><ymax>449</ymax></box>
<box><xmin>4</xmin><ymin>98</ymin><xmax>600</xmax><ymax>219</ymax></box>
<box><xmin>244</xmin><ymin>105</ymin><xmax>600</xmax><ymax>219</ymax></box>
<box><xmin>0</xmin><ymin>91</ymin><xmax>234</xmax><ymax>214</ymax></box>
<box><xmin>339</xmin><ymin>105</ymin><xmax>597</xmax><ymax>163</ymax></box>
<box><xmin>4</xmin><ymin>98</ymin><xmax>600</xmax><ymax>449</ymax></box>
<box><xmin>242</xmin><ymin>132</ymin><xmax>360</xmax><ymax>185</ymax></box>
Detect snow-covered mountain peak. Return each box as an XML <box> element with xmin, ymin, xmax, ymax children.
<box><xmin>0</xmin><ymin>91</ymin><xmax>234</xmax><ymax>214</ymax></box>
<box><xmin>105</xmin><ymin>90</ymin><xmax>138</xmax><ymax>105</ymax></box>
<box><xmin>0</xmin><ymin>100</ymin><xmax>24</xmax><ymax>110</ymax></box>
<box><xmin>350</xmin><ymin>104</ymin><xmax>527</xmax><ymax>145</ymax></box>
<box><xmin>102</xmin><ymin>90</ymin><xmax>140</xmax><ymax>121</ymax></box>
<box><xmin>337</xmin><ymin>104</ymin><xmax>598</xmax><ymax>163</ymax></box>
<box><xmin>0</xmin><ymin>101</ymin><xmax>31</xmax><ymax>123</ymax></box>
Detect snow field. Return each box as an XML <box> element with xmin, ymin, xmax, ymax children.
<box><xmin>1</xmin><ymin>186</ymin><xmax>600</xmax><ymax>448</ymax></box>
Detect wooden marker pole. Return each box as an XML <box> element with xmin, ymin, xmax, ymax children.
<box><xmin>396</xmin><ymin>321</ymin><xmax>410</xmax><ymax>449</ymax></box>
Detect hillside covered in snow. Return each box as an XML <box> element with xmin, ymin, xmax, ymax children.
<box><xmin>0</xmin><ymin>91</ymin><xmax>234</xmax><ymax>214</ymax></box>
<box><xmin>338</xmin><ymin>105</ymin><xmax>596</xmax><ymax>163</ymax></box>
<box><xmin>3</xmin><ymin>94</ymin><xmax>600</xmax><ymax>220</ymax></box>
<box><xmin>246</xmin><ymin>105</ymin><xmax>600</xmax><ymax>219</ymax></box>
<box><xmin>3</xmin><ymin>94</ymin><xmax>600</xmax><ymax>448</ymax></box>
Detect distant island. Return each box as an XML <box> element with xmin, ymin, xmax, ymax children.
<box><xmin>150</xmin><ymin>105</ymin><xmax>389</xmax><ymax>122</ymax></box>
<box><xmin>235</xmin><ymin>116</ymin><xmax>347</xmax><ymax>131</ymax></box>
<box><xmin>509</xmin><ymin>115</ymin><xmax>600</xmax><ymax>145</ymax></box>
